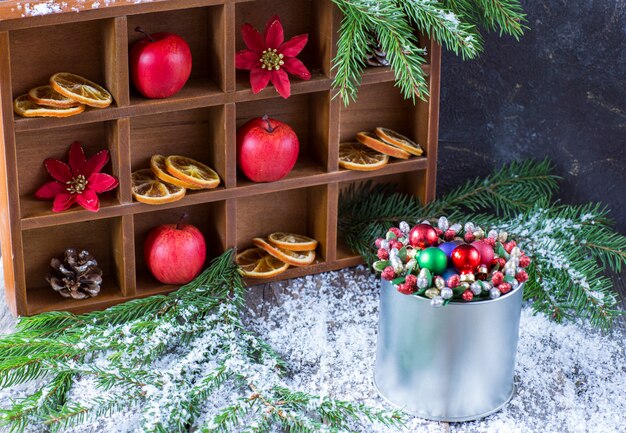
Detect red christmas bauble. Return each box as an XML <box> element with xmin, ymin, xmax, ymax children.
<box><xmin>472</xmin><ymin>240</ymin><xmax>495</xmax><ymax>266</ymax></box>
<box><xmin>451</xmin><ymin>244</ymin><xmax>481</xmax><ymax>275</ymax></box>
<box><xmin>408</xmin><ymin>224</ymin><xmax>439</xmax><ymax>249</ymax></box>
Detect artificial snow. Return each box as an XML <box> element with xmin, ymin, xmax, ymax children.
<box><xmin>0</xmin><ymin>265</ymin><xmax>624</xmax><ymax>432</ymax></box>
<box><xmin>13</xmin><ymin>0</ymin><xmax>158</xmax><ymax>17</ymax></box>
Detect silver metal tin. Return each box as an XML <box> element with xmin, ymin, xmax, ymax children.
<box><xmin>374</xmin><ymin>279</ymin><xmax>524</xmax><ymax>422</ymax></box>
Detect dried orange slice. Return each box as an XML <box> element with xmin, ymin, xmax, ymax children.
<box><xmin>50</xmin><ymin>72</ymin><xmax>113</xmax><ymax>108</ymax></box>
<box><xmin>375</xmin><ymin>127</ymin><xmax>423</xmax><ymax>156</ymax></box>
<box><xmin>150</xmin><ymin>155</ymin><xmax>203</xmax><ymax>190</ymax></box>
<box><xmin>252</xmin><ymin>238</ymin><xmax>316</xmax><ymax>267</ymax></box>
<box><xmin>267</xmin><ymin>232</ymin><xmax>318</xmax><ymax>251</ymax></box>
<box><xmin>236</xmin><ymin>248</ymin><xmax>289</xmax><ymax>278</ymax></box>
<box><xmin>339</xmin><ymin>141</ymin><xmax>389</xmax><ymax>171</ymax></box>
<box><xmin>165</xmin><ymin>156</ymin><xmax>220</xmax><ymax>189</ymax></box>
<box><xmin>356</xmin><ymin>131</ymin><xmax>411</xmax><ymax>160</ymax></box>
<box><xmin>28</xmin><ymin>85</ymin><xmax>82</xmax><ymax>108</ymax></box>
<box><xmin>131</xmin><ymin>169</ymin><xmax>186</xmax><ymax>205</ymax></box>
<box><xmin>13</xmin><ymin>94</ymin><xmax>85</xmax><ymax>118</ymax></box>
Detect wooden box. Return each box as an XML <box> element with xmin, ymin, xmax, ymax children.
<box><xmin>0</xmin><ymin>0</ymin><xmax>440</xmax><ymax>316</ymax></box>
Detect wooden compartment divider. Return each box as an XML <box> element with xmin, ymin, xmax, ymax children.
<box><xmin>0</xmin><ymin>0</ymin><xmax>440</xmax><ymax>316</ymax></box>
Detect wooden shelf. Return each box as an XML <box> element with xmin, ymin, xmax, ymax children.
<box><xmin>26</xmin><ymin>281</ymin><xmax>125</xmax><ymax>315</ymax></box>
<box><xmin>12</xmin><ymin>66</ymin><xmax>434</xmax><ymax>133</ymax></box>
<box><xmin>129</xmin><ymin>77</ymin><xmax>225</xmax><ymax>111</ymax></box>
<box><xmin>20</xmin><ymin>156</ymin><xmax>429</xmax><ymax>230</ymax></box>
<box><xmin>0</xmin><ymin>0</ymin><xmax>441</xmax><ymax>316</ymax></box>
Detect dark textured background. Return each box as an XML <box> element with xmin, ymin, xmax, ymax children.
<box><xmin>437</xmin><ymin>0</ymin><xmax>625</xmax><ymax>232</ymax></box>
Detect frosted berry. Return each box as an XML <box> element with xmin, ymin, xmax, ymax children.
<box><xmin>438</xmin><ymin>216</ymin><xmax>450</xmax><ymax>231</ymax></box>
<box><xmin>440</xmin><ymin>287</ymin><xmax>453</xmax><ymax>300</ymax></box>
<box><xmin>491</xmin><ymin>271</ymin><xmax>504</xmax><ymax>286</ymax></box>
<box><xmin>435</xmin><ymin>227</ymin><xmax>443</xmax><ymax>237</ymax></box>
<box><xmin>397</xmin><ymin>283</ymin><xmax>415</xmax><ymax>295</ymax></box>
<box><xmin>492</xmin><ymin>257</ymin><xmax>506</xmax><ymax>269</ymax></box>
<box><xmin>444</xmin><ymin>229</ymin><xmax>456</xmax><ymax>241</ymax></box>
<box><xmin>390</xmin><ymin>240</ymin><xmax>404</xmax><ymax>250</ymax></box>
<box><xmin>504</xmin><ymin>241</ymin><xmax>517</xmax><ymax>254</ymax></box>
<box><xmin>405</xmin><ymin>274</ymin><xmax>417</xmax><ymax>287</ymax></box>
<box><xmin>515</xmin><ymin>270</ymin><xmax>529</xmax><ymax>283</ymax></box>
<box><xmin>430</xmin><ymin>296</ymin><xmax>444</xmax><ymax>307</ymax></box>
<box><xmin>377</xmin><ymin>248</ymin><xmax>390</xmax><ymax>260</ymax></box>
<box><xmin>381</xmin><ymin>266</ymin><xmax>396</xmax><ymax>281</ymax></box>
<box><xmin>446</xmin><ymin>274</ymin><xmax>460</xmax><ymax>288</ymax></box>
<box><xmin>462</xmin><ymin>289</ymin><xmax>474</xmax><ymax>301</ymax></box>
<box><xmin>389</xmin><ymin>227</ymin><xmax>403</xmax><ymax>238</ymax></box>
<box><xmin>470</xmin><ymin>282</ymin><xmax>482</xmax><ymax>295</ymax></box>
<box><xmin>484</xmin><ymin>237</ymin><xmax>496</xmax><ymax>247</ymax></box>
<box><xmin>489</xmin><ymin>288</ymin><xmax>501</xmax><ymax>299</ymax></box>
<box><xmin>399</xmin><ymin>221</ymin><xmax>410</xmax><ymax>234</ymax></box>
<box><xmin>519</xmin><ymin>255</ymin><xmax>531</xmax><ymax>268</ymax></box>
<box><xmin>498</xmin><ymin>282</ymin><xmax>512</xmax><ymax>294</ymax></box>
<box><xmin>375</xmin><ymin>238</ymin><xmax>385</xmax><ymax>248</ymax></box>
<box><xmin>473</xmin><ymin>227</ymin><xmax>485</xmax><ymax>239</ymax></box>
<box><xmin>464</xmin><ymin>232</ymin><xmax>475</xmax><ymax>243</ymax></box>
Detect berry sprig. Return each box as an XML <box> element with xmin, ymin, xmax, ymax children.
<box><xmin>372</xmin><ymin>217</ymin><xmax>531</xmax><ymax>306</ymax></box>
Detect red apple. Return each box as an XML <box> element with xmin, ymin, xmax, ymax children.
<box><xmin>237</xmin><ymin>115</ymin><xmax>299</xmax><ymax>182</ymax></box>
<box><xmin>144</xmin><ymin>219</ymin><xmax>206</xmax><ymax>285</ymax></box>
<box><xmin>130</xmin><ymin>27</ymin><xmax>192</xmax><ymax>99</ymax></box>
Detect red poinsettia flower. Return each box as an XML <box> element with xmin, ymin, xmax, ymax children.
<box><xmin>35</xmin><ymin>142</ymin><xmax>119</xmax><ymax>213</ymax></box>
<box><xmin>236</xmin><ymin>15</ymin><xmax>311</xmax><ymax>99</ymax></box>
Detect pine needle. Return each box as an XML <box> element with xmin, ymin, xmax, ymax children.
<box><xmin>331</xmin><ymin>0</ymin><xmax>526</xmax><ymax>104</ymax></box>
<box><xmin>338</xmin><ymin>159</ymin><xmax>624</xmax><ymax>328</ymax></box>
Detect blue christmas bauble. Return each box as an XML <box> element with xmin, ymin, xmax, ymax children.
<box><xmin>438</xmin><ymin>241</ymin><xmax>458</xmax><ymax>258</ymax></box>
<box><xmin>441</xmin><ymin>267</ymin><xmax>458</xmax><ymax>281</ymax></box>
<box><xmin>417</xmin><ymin>247</ymin><xmax>448</xmax><ymax>275</ymax></box>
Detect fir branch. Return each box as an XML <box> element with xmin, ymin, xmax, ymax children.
<box><xmin>0</xmin><ymin>372</ymin><xmax>73</xmax><ymax>433</ymax></box>
<box><xmin>42</xmin><ymin>392</ymin><xmax>143</xmax><ymax>433</ymax></box>
<box><xmin>332</xmin><ymin>0</ymin><xmax>429</xmax><ymax>104</ymax></box>
<box><xmin>423</xmin><ymin>158</ymin><xmax>559</xmax><ymax>217</ymax></box>
<box><xmin>402</xmin><ymin>0</ymin><xmax>483</xmax><ymax>59</ymax></box>
<box><xmin>339</xmin><ymin>159</ymin><xmax>559</xmax><ymax>263</ymax></box>
<box><xmin>198</xmin><ymin>397</ymin><xmax>253</xmax><ymax>433</ymax></box>
<box><xmin>0</xmin><ymin>249</ymin><xmax>403</xmax><ymax>432</ymax></box>
<box><xmin>331</xmin><ymin>5</ymin><xmax>370</xmax><ymax>104</ymax></box>
<box><xmin>332</xmin><ymin>0</ymin><xmax>526</xmax><ymax>104</ymax></box>
<box><xmin>338</xmin><ymin>159</ymin><xmax>624</xmax><ymax>328</ymax></box>
<box><xmin>491</xmin><ymin>205</ymin><xmax>625</xmax><ymax>328</ymax></box>
<box><xmin>471</xmin><ymin>0</ymin><xmax>526</xmax><ymax>38</ymax></box>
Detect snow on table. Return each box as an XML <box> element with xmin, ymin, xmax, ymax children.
<box><xmin>0</xmin><ymin>265</ymin><xmax>624</xmax><ymax>433</ymax></box>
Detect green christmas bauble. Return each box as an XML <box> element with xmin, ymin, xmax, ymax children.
<box><xmin>417</xmin><ymin>247</ymin><xmax>448</xmax><ymax>275</ymax></box>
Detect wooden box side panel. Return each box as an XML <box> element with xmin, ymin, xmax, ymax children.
<box><xmin>0</xmin><ymin>31</ymin><xmax>25</xmax><ymax>316</ymax></box>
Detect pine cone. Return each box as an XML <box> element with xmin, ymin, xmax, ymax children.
<box><xmin>366</xmin><ymin>34</ymin><xmax>389</xmax><ymax>67</ymax></box>
<box><xmin>47</xmin><ymin>248</ymin><xmax>103</xmax><ymax>300</ymax></box>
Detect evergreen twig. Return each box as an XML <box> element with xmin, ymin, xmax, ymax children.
<box><xmin>338</xmin><ymin>159</ymin><xmax>624</xmax><ymax>328</ymax></box>
<box><xmin>331</xmin><ymin>0</ymin><xmax>526</xmax><ymax>104</ymax></box>
<box><xmin>0</xmin><ymin>250</ymin><xmax>404</xmax><ymax>432</ymax></box>
<box><xmin>339</xmin><ymin>158</ymin><xmax>559</xmax><ymax>264</ymax></box>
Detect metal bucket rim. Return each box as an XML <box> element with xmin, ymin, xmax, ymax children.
<box><xmin>384</xmin><ymin>282</ymin><xmax>524</xmax><ymax>307</ymax></box>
